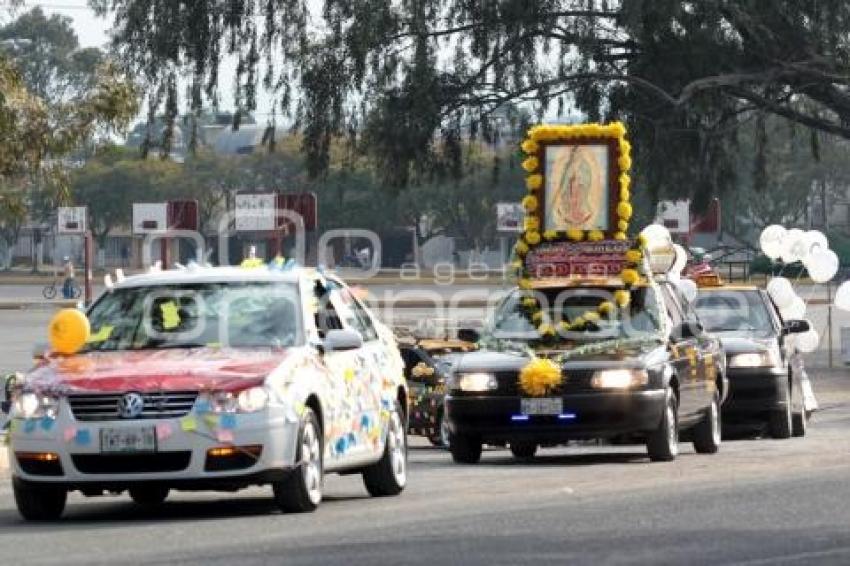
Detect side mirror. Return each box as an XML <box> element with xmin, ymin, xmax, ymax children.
<box><xmin>782</xmin><ymin>319</ymin><xmax>810</xmax><ymax>335</ymax></box>
<box><xmin>673</xmin><ymin>320</ymin><xmax>703</xmax><ymax>340</ymax></box>
<box><xmin>323</xmin><ymin>329</ymin><xmax>363</xmax><ymax>353</ymax></box>
<box><xmin>457</xmin><ymin>328</ymin><xmax>480</xmax><ymax>343</ymax></box>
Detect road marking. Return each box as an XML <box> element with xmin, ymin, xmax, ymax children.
<box><xmin>731</xmin><ymin>546</ymin><xmax>850</xmax><ymax>565</ymax></box>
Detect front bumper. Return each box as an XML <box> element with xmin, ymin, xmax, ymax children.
<box><xmin>445</xmin><ymin>389</ymin><xmax>666</xmax><ymax>444</ymax></box>
<box><xmin>7</xmin><ymin>402</ymin><xmax>300</xmax><ymax>489</ymax></box>
<box><xmin>722</xmin><ymin>367</ymin><xmax>788</xmax><ymax>420</ymax></box>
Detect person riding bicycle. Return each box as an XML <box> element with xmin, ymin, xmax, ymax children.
<box><xmin>61</xmin><ymin>256</ymin><xmax>76</xmax><ymax>299</ymax></box>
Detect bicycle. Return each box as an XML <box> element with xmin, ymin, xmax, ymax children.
<box><xmin>43</xmin><ymin>279</ymin><xmax>82</xmax><ymax>300</ymax></box>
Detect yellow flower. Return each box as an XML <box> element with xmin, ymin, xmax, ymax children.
<box><xmin>519</xmin><ymin>358</ymin><xmax>561</xmax><ymax>397</ymax></box>
<box><xmin>521</xmin><ymin>138</ymin><xmax>539</xmax><ymax>154</ymax></box>
<box><xmin>522</xmin><ymin>195</ymin><xmax>538</xmax><ymax>212</ymax></box>
<box><xmin>519</xmin><ymin>278</ymin><xmax>532</xmax><ymax>289</ymax></box>
<box><xmin>524</xmin><ymin>216</ymin><xmax>540</xmax><ymax>231</ymax></box>
<box><xmin>522</xmin><ymin>156</ymin><xmax>540</xmax><ymax>172</ymax></box>
<box><xmin>610</xmin><ymin>121</ymin><xmax>627</xmax><ymax>137</ymax></box>
<box><xmin>617</xmin><ymin>201</ymin><xmax>633</xmax><ymax>220</ymax></box>
<box><xmin>588</xmin><ymin>230</ymin><xmax>605</xmax><ymax>242</ymax></box>
<box><xmin>522</xmin><ymin>296</ymin><xmax>538</xmax><ymax>308</ymax></box>
<box><xmin>572</xmin><ymin>316</ymin><xmax>586</xmax><ymax>327</ymax></box>
<box><xmin>584</xmin><ymin>311</ymin><xmax>601</xmax><ymax>323</ymax></box>
<box><xmin>618</xmin><ymin>154</ymin><xmax>632</xmax><ymax>171</ymax></box>
<box><xmin>619</xmin><ymin>139</ymin><xmax>632</xmax><ymax>157</ymax></box>
<box><xmin>614</xmin><ymin>290</ymin><xmax>631</xmax><ymax>307</ymax></box>
<box><xmin>620</xmin><ymin>188</ymin><xmax>631</xmax><ymax>202</ymax></box>
<box><xmin>543</xmin><ymin>230</ymin><xmax>558</xmax><ymax>241</ymax></box>
<box><xmin>557</xmin><ymin>321</ymin><xmax>571</xmax><ymax>333</ymax></box>
<box><xmin>525</xmin><ymin>230</ymin><xmax>541</xmax><ymax>245</ymax></box>
<box><xmin>621</xmin><ymin>268</ymin><xmax>640</xmax><ymax>286</ymax></box>
<box><xmin>538</xmin><ymin>323</ymin><xmax>556</xmax><ymax>337</ymax></box>
<box><xmin>511</xmin><ymin>260</ymin><xmax>523</xmax><ymax>270</ymax></box>
<box><xmin>636</xmin><ymin>234</ymin><xmax>648</xmax><ymax>248</ymax></box>
<box><xmin>526</xmin><ymin>174</ymin><xmax>543</xmax><ymax>191</ymax></box>
<box><xmin>625</xmin><ymin>249</ymin><xmax>643</xmax><ymax>263</ymax></box>
<box><xmin>567</xmin><ymin>229</ymin><xmax>584</xmax><ymax>241</ymax></box>
<box><xmin>618</xmin><ymin>219</ymin><xmax>629</xmax><ymax>232</ymax></box>
<box><xmin>598</xmin><ymin>301</ymin><xmax>615</xmax><ymax>315</ymax></box>
<box><xmin>613</xmin><ymin>231</ymin><xmax>627</xmax><ymax>240</ymax></box>
<box><xmin>531</xmin><ymin>310</ymin><xmax>544</xmax><ymax>323</ymax></box>
<box><xmin>515</xmin><ymin>241</ymin><xmax>529</xmax><ymax>256</ymax></box>
<box><xmin>587</xmin><ymin>124</ymin><xmax>603</xmax><ymax>137</ymax></box>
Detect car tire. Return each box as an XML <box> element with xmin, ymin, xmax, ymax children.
<box><xmin>449</xmin><ymin>431</ymin><xmax>482</xmax><ymax>464</ymax></box>
<box><xmin>769</xmin><ymin>394</ymin><xmax>793</xmax><ymax>440</ymax></box>
<box><xmin>646</xmin><ymin>390</ymin><xmax>679</xmax><ymax>462</ymax></box>
<box><xmin>272</xmin><ymin>407</ymin><xmax>322</xmax><ymax>513</ymax></box>
<box><xmin>13</xmin><ymin>477</ymin><xmax>66</xmax><ymax>521</ymax></box>
<box><xmin>792</xmin><ymin>411</ymin><xmax>807</xmax><ymax>437</ymax></box>
<box><xmin>363</xmin><ymin>403</ymin><xmax>407</xmax><ymax>497</ymax></box>
<box><xmin>509</xmin><ymin>441</ymin><xmax>538</xmax><ymax>460</ymax></box>
<box><xmin>129</xmin><ymin>486</ymin><xmax>169</xmax><ymax>506</ymax></box>
<box><xmin>692</xmin><ymin>392</ymin><xmax>721</xmax><ymax>454</ymax></box>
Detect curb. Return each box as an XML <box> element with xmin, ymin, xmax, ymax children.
<box><xmin>0</xmin><ymin>300</ymin><xmax>76</xmax><ymax>310</ymax></box>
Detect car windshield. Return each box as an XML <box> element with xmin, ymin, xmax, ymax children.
<box><xmin>694</xmin><ymin>290</ymin><xmax>775</xmax><ymax>335</ymax></box>
<box><xmin>82</xmin><ymin>281</ymin><xmax>302</xmax><ymax>351</ymax></box>
<box><xmin>485</xmin><ymin>285</ymin><xmax>663</xmax><ymax>343</ymax></box>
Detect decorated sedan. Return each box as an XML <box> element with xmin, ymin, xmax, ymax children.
<box><xmin>6</xmin><ymin>266</ymin><xmax>408</xmax><ymax>520</ymax></box>
<box><xmin>694</xmin><ymin>282</ymin><xmax>814</xmax><ymax>438</ymax></box>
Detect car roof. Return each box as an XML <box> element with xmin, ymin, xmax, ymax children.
<box><xmin>114</xmin><ymin>266</ymin><xmax>323</xmax><ymax>289</ymax></box>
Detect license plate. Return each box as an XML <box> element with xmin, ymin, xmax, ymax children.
<box><xmin>520</xmin><ymin>397</ymin><xmax>563</xmax><ymax>415</ymax></box>
<box><xmin>100</xmin><ymin>427</ymin><xmax>156</xmax><ymax>453</ymax></box>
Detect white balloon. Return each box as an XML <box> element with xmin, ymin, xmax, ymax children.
<box><xmin>766</xmin><ymin>277</ymin><xmax>795</xmax><ymax>309</ymax></box>
<box><xmin>677</xmin><ymin>278</ymin><xmax>698</xmax><ymax>303</ymax></box>
<box><xmin>672</xmin><ymin>244</ymin><xmax>688</xmax><ymax>276</ymax></box>
<box><xmin>805</xmin><ymin>248</ymin><xmax>839</xmax><ymax>283</ymax></box>
<box><xmin>780</xmin><ymin>228</ymin><xmax>807</xmax><ymax>264</ymax></box>
<box><xmin>796</xmin><ymin>329</ymin><xmax>820</xmax><ymax>353</ymax></box>
<box><xmin>835</xmin><ymin>281</ymin><xmax>850</xmax><ymax>312</ymax></box>
<box><xmin>640</xmin><ymin>224</ymin><xmax>671</xmax><ymax>247</ymax></box>
<box><xmin>759</xmin><ymin>225</ymin><xmax>786</xmax><ymax>260</ymax></box>
<box><xmin>781</xmin><ymin>295</ymin><xmax>806</xmax><ymax>320</ymax></box>
<box><xmin>804</xmin><ymin>230</ymin><xmax>828</xmax><ymax>256</ymax></box>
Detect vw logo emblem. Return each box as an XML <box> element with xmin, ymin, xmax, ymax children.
<box><xmin>117</xmin><ymin>392</ymin><xmax>145</xmax><ymax>419</ymax></box>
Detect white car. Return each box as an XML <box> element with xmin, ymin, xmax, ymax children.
<box><xmin>7</xmin><ymin>266</ymin><xmax>408</xmax><ymax>520</ymax></box>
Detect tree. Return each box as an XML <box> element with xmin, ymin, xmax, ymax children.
<box><xmin>95</xmin><ymin>0</ymin><xmax>850</xmax><ymax>206</ymax></box>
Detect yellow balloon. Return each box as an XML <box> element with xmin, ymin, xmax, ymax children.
<box><xmin>49</xmin><ymin>308</ymin><xmax>91</xmax><ymax>355</ymax></box>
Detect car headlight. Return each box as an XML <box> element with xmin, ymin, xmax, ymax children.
<box><xmin>590</xmin><ymin>369</ymin><xmax>649</xmax><ymax>389</ymax></box>
<box><xmin>728</xmin><ymin>349</ymin><xmax>780</xmax><ymax>368</ymax></box>
<box><xmin>209</xmin><ymin>387</ymin><xmax>269</xmax><ymax>413</ymax></box>
<box><xmin>12</xmin><ymin>391</ymin><xmax>60</xmax><ymax>420</ymax></box>
<box><xmin>453</xmin><ymin>372</ymin><xmax>498</xmax><ymax>392</ymax></box>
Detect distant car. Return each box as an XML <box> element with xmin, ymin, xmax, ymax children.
<box><xmin>7</xmin><ymin>266</ymin><xmax>408</xmax><ymax>520</ymax></box>
<box><xmin>401</xmin><ymin>339</ymin><xmax>475</xmax><ymax>446</ymax></box>
<box><xmin>694</xmin><ymin>284</ymin><xmax>812</xmax><ymax>438</ymax></box>
<box><xmin>444</xmin><ymin>276</ymin><xmax>727</xmax><ymax>464</ymax></box>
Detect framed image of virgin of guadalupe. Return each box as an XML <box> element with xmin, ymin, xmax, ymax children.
<box><xmin>543</xmin><ymin>142</ymin><xmax>614</xmax><ymax>233</ymax></box>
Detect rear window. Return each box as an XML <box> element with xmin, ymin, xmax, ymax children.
<box><xmin>694</xmin><ymin>290</ymin><xmax>776</xmax><ymax>335</ymax></box>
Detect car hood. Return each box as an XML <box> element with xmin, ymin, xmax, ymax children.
<box><xmin>454</xmin><ymin>340</ymin><xmax>665</xmax><ymax>373</ymax></box>
<box><xmin>718</xmin><ymin>335</ymin><xmax>774</xmax><ymax>355</ymax></box>
<box><xmin>24</xmin><ymin>347</ymin><xmax>291</xmax><ymax>394</ymax></box>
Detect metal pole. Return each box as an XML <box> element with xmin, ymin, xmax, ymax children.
<box><xmin>828</xmin><ymin>279</ymin><xmax>834</xmax><ymax>369</ymax></box>
<box><xmin>84</xmin><ymin>231</ymin><xmax>93</xmax><ymax>306</ymax></box>
<box><xmin>160</xmin><ymin>238</ymin><xmax>171</xmax><ymax>269</ymax></box>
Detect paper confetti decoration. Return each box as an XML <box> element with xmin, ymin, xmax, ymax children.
<box><xmin>23</xmin><ymin>419</ymin><xmax>36</xmax><ymax>433</ymax></box>
<box><xmin>160</xmin><ymin>301</ymin><xmax>181</xmax><ymax>330</ymax></box>
<box><xmin>216</xmin><ymin>429</ymin><xmax>234</xmax><ymax>443</ymax></box>
<box><xmin>156</xmin><ymin>422</ymin><xmax>173</xmax><ymax>441</ymax></box>
<box><xmin>220</xmin><ymin>414</ymin><xmax>237</xmax><ymax>430</ymax></box>
<box><xmin>75</xmin><ymin>429</ymin><xmax>91</xmax><ymax>445</ymax></box>
<box><xmin>63</xmin><ymin>427</ymin><xmax>77</xmax><ymax>442</ymax></box>
<box><xmin>87</xmin><ymin>325</ymin><xmax>114</xmax><ymax>343</ymax></box>
<box><xmin>180</xmin><ymin>416</ymin><xmax>197</xmax><ymax>432</ymax></box>
<box><xmin>194</xmin><ymin>399</ymin><xmax>211</xmax><ymax>413</ymax></box>
<box><xmin>203</xmin><ymin>414</ymin><xmax>219</xmax><ymax>429</ymax></box>
<box><xmin>40</xmin><ymin>416</ymin><xmax>55</xmax><ymax>431</ymax></box>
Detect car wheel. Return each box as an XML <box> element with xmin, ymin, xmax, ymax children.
<box><xmin>13</xmin><ymin>477</ymin><xmax>66</xmax><ymax>521</ymax></box>
<box><xmin>509</xmin><ymin>441</ymin><xmax>538</xmax><ymax>460</ymax></box>
<box><xmin>769</xmin><ymin>393</ymin><xmax>793</xmax><ymax>439</ymax></box>
<box><xmin>42</xmin><ymin>285</ymin><xmax>56</xmax><ymax>300</ymax></box>
<box><xmin>363</xmin><ymin>402</ymin><xmax>407</xmax><ymax>497</ymax></box>
<box><xmin>129</xmin><ymin>486</ymin><xmax>169</xmax><ymax>506</ymax></box>
<box><xmin>272</xmin><ymin>407</ymin><xmax>322</xmax><ymax>513</ymax></box>
<box><xmin>449</xmin><ymin>431</ymin><xmax>482</xmax><ymax>464</ymax></box>
<box><xmin>792</xmin><ymin>410</ymin><xmax>807</xmax><ymax>437</ymax></box>
<box><xmin>646</xmin><ymin>390</ymin><xmax>679</xmax><ymax>462</ymax></box>
<box><xmin>692</xmin><ymin>392</ymin><xmax>721</xmax><ymax>454</ymax></box>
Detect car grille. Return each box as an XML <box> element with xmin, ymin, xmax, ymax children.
<box><xmin>67</xmin><ymin>391</ymin><xmax>198</xmax><ymax>421</ymax></box>
<box><xmin>72</xmin><ymin>452</ymin><xmax>192</xmax><ymax>474</ymax></box>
